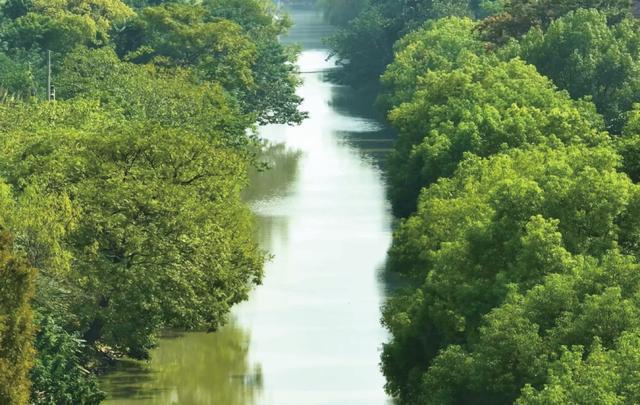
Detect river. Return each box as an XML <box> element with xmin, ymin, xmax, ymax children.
<box><xmin>100</xmin><ymin>7</ymin><xmax>395</xmax><ymax>405</ymax></box>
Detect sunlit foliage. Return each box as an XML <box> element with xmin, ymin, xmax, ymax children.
<box><xmin>0</xmin><ymin>0</ymin><xmax>302</xmax><ymax>401</ymax></box>
<box><xmin>0</xmin><ymin>101</ymin><xmax>265</xmax><ymax>358</ymax></box>
<box><xmin>0</xmin><ymin>228</ymin><xmax>35</xmax><ymax>405</ymax></box>
<box><xmin>383</xmin><ymin>145</ymin><xmax>640</xmax><ymax>403</ymax></box>
<box><xmin>384</xmin><ymin>33</ymin><xmax>605</xmax><ymax>215</ymax></box>
<box><xmin>516</xmin><ymin>9</ymin><xmax>640</xmax><ymax>132</ymax></box>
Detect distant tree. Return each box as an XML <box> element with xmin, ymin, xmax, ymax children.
<box><xmin>326</xmin><ymin>5</ymin><xmax>396</xmax><ymax>85</ymax></box>
<box><xmin>517</xmin><ymin>9</ymin><xmax>640</xmax><ymax>132</ymax></box>
<box><xmin>1</xmin><ymin>0</ymin><xmax>134</xmax><ymax>53</ymax></box>
<box><xmin>318</xmin><ymin>0</ymin><xmax>369</xmax><ymax>27</ymax></box>
<box><xmin>327</xmin><ymin>0</ymin><xmax>476</xmax><ymax>86</ymax></box>
<box><xmin>431</xmin><ymin>0</ymin><xmax>474</xmax><ymax>18</ymax></box>
<box><xmin>479</xmin><ymin>0</ymin><xmax>632</xmax><ymax>43</ymax></box>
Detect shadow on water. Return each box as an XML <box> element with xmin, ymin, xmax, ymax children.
<box><xmin>328</xmin><ymin>81</ymin><xmax>386</xmax><ymax>121</ymax></box>
<box><xmin>323</xmin><ymin>80</ymin><xmax>395</xmax><ymax>169</ymax></box>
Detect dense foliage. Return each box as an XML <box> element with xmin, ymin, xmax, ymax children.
<box><xmin>0</xmin><ymin>102</ymin><xmax>264</xmax><ymax>358</ymax></box>
<box><xmin>30</xmin><ymin>316</ymin><xmax>105</xmax><ymax>404</ymax></box>
<box><xmin>384</xmin><ymin>145</ymin><xmax>640</xmax><ymax>403</ymax></box>
<box><xmin>324</xmin><ymin>0</ymin><xmax>640</xmax><ymax>403</ymax></box>
<box><xmin>324</xmin><ymin>0</ymin><xmax>501</xmax><ymax>85</ymax></box>
<box><xmin>0</xmin><ymin>230</ymin><xmax>35</xmax><ymax>404</ymax></box>
<box><xmin>112</xmin><ymin>1</ymin><xmax>305</xmax><ymax>124</ymax></box>
<box><xmin>318</xmin><ymin>0</ymin><xmax>368</xmax><ymax>27</ymax></box>
<box><xmin>478</xmin><ymin>0</ymin><xmax>632</xmax><ymax>43</ymax></box>
<box><xmin>0</xmin><ymin>0</ymin><xmax>302</xmax><ymax>402</ymax></box>
<box><xmin>516</xmin><ymin>9</ymin><xmax>640</xmax><ymax>132</ymax></box>
<box><xmin>383</xmin><ymin>17</ymin><xmax>607</xmax><ymax>216</ymax></box>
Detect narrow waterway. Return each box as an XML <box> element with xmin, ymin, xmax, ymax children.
<box><xmin>101</xmin><ymin>7</ymin><xmax>394</xmax><ymax>405</ymax></box>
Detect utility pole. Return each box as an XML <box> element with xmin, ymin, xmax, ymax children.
<box><xmin>47</xmin><ymin>50</ymin><xmax>51</xmax><ymax>101</ymax></box>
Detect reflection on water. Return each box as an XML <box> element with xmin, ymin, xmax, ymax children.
<box><xmin>100</xmin><ymin>7</ymin><xmax>395</xmax><ymax>405</ymax></box>
<box><xmin>244</xmin><ymin>143</ymin><xmax>303</xmax><ymax>203</ymax></box>
<box><xmin>102</xmin><ymin>325</ymin><xmax>261</xmax><ymax>405</ymax></box>
<box><xmin>236</xmin><ymin>47</ymin><xmax>394</xmax><ymax>405</ymax></box>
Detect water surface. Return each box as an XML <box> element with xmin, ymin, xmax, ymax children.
<box><xmin>101</xmin><ymin>7</ymin><xmax>394</xmax><ymax>405</ymax></box>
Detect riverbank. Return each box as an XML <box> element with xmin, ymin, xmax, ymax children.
<box><xmin>100</xmin><ymin>7</ymin><xmax>395</xmax><ymax>405</ymax></box>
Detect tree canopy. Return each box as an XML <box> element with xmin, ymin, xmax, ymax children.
<box><xmin>383</xmin><ymin>144</ymin><xmax>640</xmax><ymax>403</ymax></box>
<box><xmin>385</xmin><ymin>33</ymin><xmax>606</xmax><ymax>216</ymax></box>
<box><xmin>479</xmin><ymin>0</ymin><xmax>633</xmax><ymax>43</ymax></box>
<box><xmin>343</xmin><ymin>0</ymin><xmax>640</xmax><ymax>403</ymax></box>
<box><xmin>516</xmin><ymin>9</ymin><xmax>640</xmax><ymax>133</ymax></box>
<box><xmin>0</xmin><ymin>101</ymin><xmax>264</xmax><ymax>357</ymax></box>
<box><xmin>1</xmin><ymin>0</ymin><xmax>134</xmax><ymax>53</ymax></box>
<box><xmin>0</xmin><ymin>0</ymin><xmax>303</xmax><ymax>401</ymax></box>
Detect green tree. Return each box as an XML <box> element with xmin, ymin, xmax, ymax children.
<box><xmin>0</xmin><ymin>53</ymin><xmax>36</xmax><ymax>98</ymax></box>
<box><xmin>203</xmin><ymin>0</ymin><xmax>305</xmax><ymax>124</ymax></box>
<box><xmin>386</xmin><ymin>53</ymin><xmax>606</xmax><ymax>216</ymax></box>
<box><xmin>0</xmin><ymin>102</ymin><xmax>265</xmax><ymax>357</ymax></box>
<box><xmin>56</xmin><ymin>47</ymin><xmax>253</xmax><ymax>146</ymax></box>
<box><xmin>379</xmin><ymin>17</ymin><xmax>485</xmax><ymax>109</ymax></box>
<box><xmin>1</xmin><ymin>0</ymin><xmax>134</xmax><ymax>53</ymax></box>
<box><xmin>517</xmin><ymin>9</ymin><xmax>640</xmax><ymax>132</ymax></box>
<box><xmin>616</xmin><ymin>104</ymin><xmax>640</xmax><ymax>182</ymax></box>
<box><xmin>30</xmin><ymin>316</ymin><xmax>104</xmax><ymax>405</ymax></box>
<box><xmin>383</xmin><ymin>144</ymin><xmax>640</xmax><ymax>403</ymax></box>
<box><xmin>118</xmin><ymin>4</ymin><xmax>256</xmax><ymax>89</ymax></box>
<box><xmin>318</xmin><ymin>0</ymin><xmax>369</xmax><ymax>27</ymax></box>
<box><xmin>478</xmin><ymin>0</ymin><xmax>632</xmax><ymax>43</ymax></box>
<box><xmin>517</xmin><ymin>332</ymin><xmax>640</xmax><ymax>404</ymax></box>
<box><xmin>113</xmin><ymin>1</ymin><xmax>304</xmax><ymax>124</ymax></box>
<box><xmin>0</xmin><ymin>228</ymin><xmax>35</xmax><ymax>405</ymax></box>
<box><xmin>327</xmin><ymin>0</ymin><xmax>477</xmax><ymax>86</ymax></box>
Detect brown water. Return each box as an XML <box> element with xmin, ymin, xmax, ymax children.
<box><xmin>101</xmin><ymin>7</ymin><xmax>394</xmax><ymax>405</ymax></box>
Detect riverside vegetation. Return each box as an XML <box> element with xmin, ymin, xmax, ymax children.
<box><xmin>5</xmin><ymin>0</ymin><xmax>640</xmax><ymax>403</ymax></box>
<box><xmin>322</xmin><ymin>0</ymin><xmax>640</xmax><ymax>403</ymax></box>
<box><xmin>0</xmin><ymin>0</ymin><xmax>305</xmax><ymax>403</ymax></box>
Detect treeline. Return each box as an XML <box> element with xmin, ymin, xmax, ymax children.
<box><xmin>322</xmin><ymin>0</ymin><xmax>640</xmax><ymax>403</ymax></box>
<box><xmin>0</xmin><ymin>0</ymin><xmax>303</xmax><ymax>404</ymax></box>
